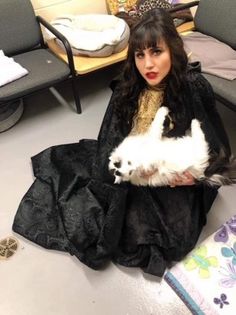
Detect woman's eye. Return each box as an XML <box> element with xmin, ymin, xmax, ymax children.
<box><xmin>135</xmin><ymin>52</ymin><xmax>144</xmax><ymax>58</ymax></box>
<box><xmin>153</xmin><ymin>49</ymin><xmax>162</xmax><ymax>56</ymax></box>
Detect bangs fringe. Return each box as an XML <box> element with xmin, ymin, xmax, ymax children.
<box><xmin>131</xmin><ymin>24</ymin><xmax>162</xmax><ymax>51</ymax></box>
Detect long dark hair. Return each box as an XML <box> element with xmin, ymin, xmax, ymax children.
<box><xmin>114</xmin><ymin>8</ymin><xmax>189</xmax><ymax>135</ymax></box>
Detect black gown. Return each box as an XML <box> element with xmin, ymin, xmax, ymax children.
<box><xmin>12</xmin><ymin>69</ymin><xmax>231</xmax><ymax>277</ymax></box>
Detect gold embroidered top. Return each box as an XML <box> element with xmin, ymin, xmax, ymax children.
<box><xmin>130</xmin><ymin>87</ymin><xmax>164</xmax><ymax>135</ymax></box>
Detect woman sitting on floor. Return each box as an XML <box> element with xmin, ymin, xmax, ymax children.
<box><xmin>13</xmin><ymin>8</ymin><xmax>231</xmax><ymax>277</ymax></box>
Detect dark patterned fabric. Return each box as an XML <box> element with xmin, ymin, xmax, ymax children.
<box><xmin>136</xmin><ymin>0</ymin><xmax>172</xmax><ymax>18</ymax></box>
<box><xmin>12</xmin><ymin>67</ymin><xmax>231</xmax><ymax>277</ymax></box>
<box><xmin>117</xmin><ymin>0</ymin><xmax>193</xmax><ymax>28</ymax></box>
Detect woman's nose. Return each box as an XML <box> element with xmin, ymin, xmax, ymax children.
<box><xmin>144</xmin><ymin>55</ymin><xmax>154</xmax><ymax>69</ymax></box>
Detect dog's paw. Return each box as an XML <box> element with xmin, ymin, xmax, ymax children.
<box><xmin>191</xmin><ymin>118</ymin><xmax>201</xmax><ymax>130</ymax></box>
<box><xmin>108</xmin><ymin>155</ymin><xmax>124</xmax><ymax>183</ymax></box>
<box><xmin>158</xmin><ymin>106</ymin><xmax>169</xmax><ymax>118</ymax></box>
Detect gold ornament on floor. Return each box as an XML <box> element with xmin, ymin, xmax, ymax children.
<box><xmin>0</xmin><ymin>236</ymin><xmax>18</xmax><ymax>260</ymax></box>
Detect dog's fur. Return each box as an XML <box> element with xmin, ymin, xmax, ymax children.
<box><xmin>109</xmin><ymin>106</ymin><xmax>236</xmax><ymax>186</ymax></box>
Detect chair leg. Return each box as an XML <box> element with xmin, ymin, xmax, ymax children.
<box><xmin>71</xmin><ymin>78</ymin><xmax>82</xmax><ymax>114</ymax></box>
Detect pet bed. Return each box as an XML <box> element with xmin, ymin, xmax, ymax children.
<box><xmin>0</xmin><ymin>99</ymin><xmax>24</xmax><ymax>132</ymax></box>
<box><xmin>164</xmin><ymin>214</ymin><xmax>236</xmax><ymax>315</ymax></box>
<box><xmin>47</xmin><ymin>14</ymin><xmax>130</xmax><ymax>57</ymax></box>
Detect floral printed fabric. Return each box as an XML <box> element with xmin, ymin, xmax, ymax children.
<box><xmin>164</xmin><ymin>214</ymin><xmax>236</xmax><ymax>315</ymax></box>
<box><xmin>106</xmin><ymin>0</ymin><xmax>138</xmax><ymax>15</ymax></box>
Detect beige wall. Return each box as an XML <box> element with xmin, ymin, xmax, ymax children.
<box><xmin>178</xmin><ymin>0</ymin><xmax>197</xmax><ymax>16</ymax></box>
<box><xmin>31</xmin><ymin>0</ymin><xmax>108</xmax><ymax>21</ymax></box>
<box><xmin>30</xmin><ymin>0</ymin><xmax>197</xmax><ymax>22</ymax></box>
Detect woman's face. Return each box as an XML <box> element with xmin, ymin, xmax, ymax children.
<box><xmin>134</xmin><ymin>39</ymin><xmax>171</xmax><ymax>87</ymax></box>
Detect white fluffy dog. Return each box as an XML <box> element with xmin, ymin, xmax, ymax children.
<box><xmin>109</xmin><ymin>106</ymin><xmax>234</xmax><ymax>186</ymax></box>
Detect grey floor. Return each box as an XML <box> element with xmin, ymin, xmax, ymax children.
<box><xmin>0</xmin><ymin>65</ymin><xmax>235</xmax><ymax>315</ymax></box>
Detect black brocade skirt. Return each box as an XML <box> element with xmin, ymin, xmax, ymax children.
<box><xmin>12</xmin><ymin>139</ymin><xmax>218</xmax><ymax>277</ymax></box>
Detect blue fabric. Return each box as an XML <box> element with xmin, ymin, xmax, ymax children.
<box><xmin>164</xmin><ymin>271</ymin><xmax>205</xmax><ymax>315</ymax></box>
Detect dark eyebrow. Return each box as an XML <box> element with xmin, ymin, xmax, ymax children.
<box><xmin>134</xmin><ymin>48</ymin><xmax>143</xmax><ymax>53</ymax></box>
<box><xmin>151</xmin><ymin>46</ymin><xmax>162</xmax><ymax>50</ymax></box>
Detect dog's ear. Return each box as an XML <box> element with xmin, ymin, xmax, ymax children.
<box><xmin>108</xmin><ymin>151</ymin><xmax>115</xmax><ymax>161</ymax></box>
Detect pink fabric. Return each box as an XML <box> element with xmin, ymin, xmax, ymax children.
<box><xmin>182</xmin><ymin>32</ymin><xmax>236</xmax><ymax>80</ymax></box>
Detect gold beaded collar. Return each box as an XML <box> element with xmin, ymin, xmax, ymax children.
<box><xmin>130</xmin><ymin>87</ymin><xmax>164</xmax><ymax>135</ymax></box>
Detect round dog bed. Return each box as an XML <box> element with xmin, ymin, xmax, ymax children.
<box><xmin>49</xmin><ymin>14</ymin><xmax>130</xmax><ymax>57</ymax></box>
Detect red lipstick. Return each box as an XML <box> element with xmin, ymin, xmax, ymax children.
<box><xmin>146</xmin><ymin>72</ymin><xmax>158</xmax><ymax>80</ymax></box>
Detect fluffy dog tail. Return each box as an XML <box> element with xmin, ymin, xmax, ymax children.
<box><xmin>203</xmin><ymin>149</ymin><xmax>236</xmax><ymax>186</ymax></box>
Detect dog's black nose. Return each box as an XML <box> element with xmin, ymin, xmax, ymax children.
<box><xmin>115</xmin><ymin>170</ymin><xmax>122</xmax><ymax>176</ymax></box>
<box><xmin>114</xmin><ymin>161</ymin><xmax>121</xmax><ymax>168</ymax></box>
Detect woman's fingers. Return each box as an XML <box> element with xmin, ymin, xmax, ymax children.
<box><xmin>139</xmin><ymin>169</ymin><xmax>195</xmax><ymax>185</ymax></box>
<box><xmin>170</xmin><ymin>172</ymin><xmax>195</xmax><ymax>187</ymax></box>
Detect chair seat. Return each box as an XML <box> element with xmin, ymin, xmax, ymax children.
<box><xmin>0</xmin><ymin>49</ymin><xmax>70</xmax><ymax>102</ymax></box>
<box><xmin>203</xmin><ymin>73</ymin><xmax>236</xmax><ymax>111</ymax></box>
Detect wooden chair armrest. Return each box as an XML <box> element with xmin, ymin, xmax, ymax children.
<box><xmin>47</xmin><ymin>39</ymin><xmax>128</xmax><ymax>75</ymax></box>
<box><xmin>176</xmin><ymin>21</ymin><xmax>195</xmax><ymax>34</ymax></box>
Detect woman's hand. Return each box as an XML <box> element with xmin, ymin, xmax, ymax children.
<box><xmin>169</xmin><ymin>171</ymin><xmax>195</xmax><ymax>187</ymax></box>
<box><xmin>139</xmin><ymin>168</ymin><xmax>195</xmax><ymax>186</ymax></box>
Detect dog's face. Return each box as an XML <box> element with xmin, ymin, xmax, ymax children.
<box><xmin>108</xmin><ymin>154</ymin><xmax>136</xmax><ymax>184</ymax></box>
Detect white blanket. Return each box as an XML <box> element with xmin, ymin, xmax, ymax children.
<box><xmin>165</xmin><ymin>214</ymin><xmax>236</xmax><ymax>315</ymax></box>
<box><xmin>0</xmin><ymin>50</ymin><xmax>29</xmax><ymax>87</ymax></box>
<box><xmin>46</xmin><ymin>14</ymin><xmax>126</xmax><ymax>51</ymax></box>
